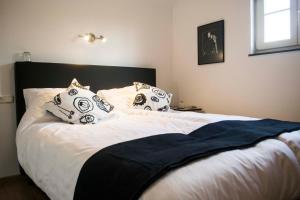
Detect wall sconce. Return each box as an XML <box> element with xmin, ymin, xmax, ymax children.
<box><xmin>78</xmin><ymin>33</ymin><xmax>107</xmax><ymax>43</ymax></box>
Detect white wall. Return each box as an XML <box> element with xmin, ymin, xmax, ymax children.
<box><xmin>172</xmin><ymin>0</ymin><xmax>300</xmax><ymax>121</ymax></box>
<box><xmin>0</xmin><ymin>0</ymin><xmax>174</xmax><ymax>177</ymax></box>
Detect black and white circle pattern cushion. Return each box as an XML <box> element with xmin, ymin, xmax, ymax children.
<box><xmin>132</xmin><ymin>82</ymin><xmax>172</xmax><ymax>112</ymax></box>
<box><xmin>45</xmin><ymin>79</ymin><xmax>114</xmax><ymax>124</ymax></box>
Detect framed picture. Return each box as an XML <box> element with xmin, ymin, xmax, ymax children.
<box><xmin>198</xmin><ymin>20</ymin><xmax>224</xmax><ymax>65</ymax></box>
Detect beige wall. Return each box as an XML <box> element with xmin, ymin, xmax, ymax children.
<box><xmin>0</xmin><ymin>0</ymin><xmax>174</xmax><ymax>177</ymax></box>
<box><xmin>172</xmin><ymin>0</ymin><xmax>300</xmax><ymax>121</ymax></box>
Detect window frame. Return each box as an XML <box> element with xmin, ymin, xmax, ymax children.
<box><xmin>252</xmin><ymin>0</ymin><xmax>300</xmax><ymax>54</ymax></box>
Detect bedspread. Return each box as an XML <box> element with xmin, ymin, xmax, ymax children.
<box><xmin>16</xmin><ymin>108</ymin><xmax>300</xmax><ymax>200</ymax></box>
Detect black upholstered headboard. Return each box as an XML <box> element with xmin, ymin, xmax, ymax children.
<box><xmin>14</xmin><ymin>62</ymin><xmax>156</xmax><ymax>124</ymax></box>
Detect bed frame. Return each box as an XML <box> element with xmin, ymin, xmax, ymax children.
<box><xmin>14</xmin><ymin>62</ymin><xmax>156</xmax><ymax>124</ymax></box>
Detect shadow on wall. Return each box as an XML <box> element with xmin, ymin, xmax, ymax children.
<box><xmin>0</xmin><ymin>63</ymin><xmax>19</xmax><ymax>177</ymax></box>
<box><xmin>0</xmin><ymin>63</ymin><xmax>15</xmax><ymax>95</ymax></box>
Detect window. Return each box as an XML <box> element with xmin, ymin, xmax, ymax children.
<box><xmin>252</xmin><ymin>0</ymin><xmax>300</xmax><ymax>54</ymax></box>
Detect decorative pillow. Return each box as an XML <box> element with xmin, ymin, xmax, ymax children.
<box><xmin>45</xmin><ymin>79</ymin><xmax>114</xmax><ymax>124</ymax></box>
<box><xmin>132</xmin><ymin>82</ymin><xmax>172</xmax><ymax>112</ymax></box>
<box><xmin>97</xmin><ymin>86</ymin><xmax>136</xmax><ymax>111</ymax></box>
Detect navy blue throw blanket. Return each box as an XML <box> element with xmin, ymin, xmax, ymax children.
<box><xmin>74</xmin><ymin>119</ymin><xmax>300</xmax><ymax>200</ymax></box>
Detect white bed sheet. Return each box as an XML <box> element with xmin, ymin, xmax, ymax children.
<box><xmin>279</xmin><ymin>131</ymin><xmax>300</xmax><ymax>165</ymax></box>
<box><xmin>16</xmin><ymin>108</ymin><xmax>300</xmax><ymax>200</ymax></box>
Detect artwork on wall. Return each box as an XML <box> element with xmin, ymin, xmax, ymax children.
<box><xmin>198</xmin><ymin>20</ymin><xmax>224</xmax><ymax>65</ymax></box>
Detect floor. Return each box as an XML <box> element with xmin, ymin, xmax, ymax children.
<box><xmin>0</xmin><ymin>175</ymin><xmax>49</xmax><ymax>200</ymax></box>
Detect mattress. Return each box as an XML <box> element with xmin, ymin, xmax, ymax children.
<box><xmin>16</xmin><ymin>108</ymin><xmax>300</xmax><ymax>200</ymax></box>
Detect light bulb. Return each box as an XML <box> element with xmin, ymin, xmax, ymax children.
<box><xmin>83</xmin><ymin>34</ymin><xmax>90</xmax><ymax>41</ymax></box>
<box><xmin>102</xmin><ymin>37</ymin><xmax>107</xmax><ymax>43</ymax></box>
<box><xmin>79</xmin><ymin>33</ymin><xmax>106</xmax><ymax>43</ymax></box>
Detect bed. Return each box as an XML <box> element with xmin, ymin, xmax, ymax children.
<box><xmin>15</xmin><ymin>62</ymin><xmax>300</xmax><ymax>200</ymax></box>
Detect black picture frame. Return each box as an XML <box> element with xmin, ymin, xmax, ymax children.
<box><xmin>198</xmin><ymin>20</ymin><xmax>224</xmax><ymax>65</ymax></box>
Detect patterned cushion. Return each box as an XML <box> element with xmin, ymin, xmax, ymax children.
<box><xmin>132</xmin><ymin>82</ymin><xmax>172</xmax><ymax>112</ymax></box>
<box><xmin>45</xmin><ymin>79</ymin><xmax>114</xmax><ymax>124</ymax></box>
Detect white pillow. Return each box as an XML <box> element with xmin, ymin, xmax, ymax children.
<box><xmin>24</xmin><ymin>88</ymin><xmax>65</xmax><ymax>110</ymax></box>
<box><xmin>132</xmin><ymin>82</ymin><xmax>172</xmax><ymax>112</ymax></box>
<box><xmin>23</xmin><ymin>79</ymin><xmax>89</xmax><ymax>110</ymax></box>
<box><xmin>97</xmin><ymin>86</ymin><xmax>136</xmax><ymax>110</ymax></box>
<box><xmin>21</xmin><ymin>88</ymin><xmax>67</xmax><ymax>124</ymax></box>
<box><xmin>45</xmin><ymin>79</ymin><xmax>113</xmax><ymax>124</ymax></box>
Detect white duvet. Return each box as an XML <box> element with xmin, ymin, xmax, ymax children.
<box><xmin>16</xmin><ymin>107</ymin><xmax>300</xmax><ymax>200</ymax></box>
